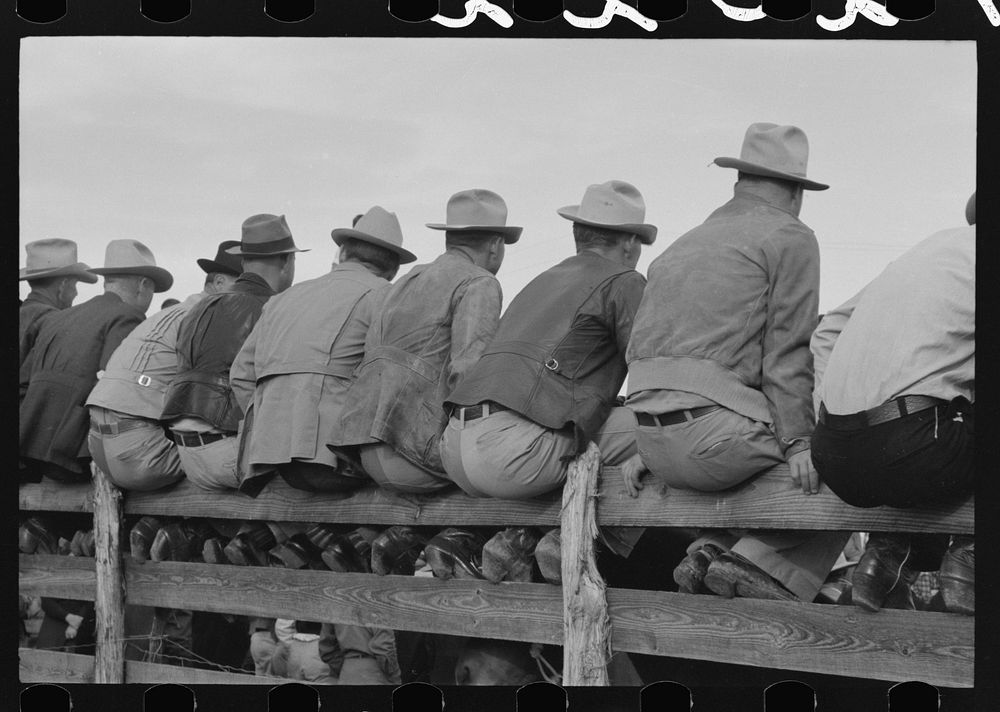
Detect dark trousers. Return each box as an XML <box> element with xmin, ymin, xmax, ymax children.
<box><xmin>812</xmin><ymin>397</ymin><xmax>973</xmax><ymax>510</ymax></box>
<box><xmin>22</xmin><ymin>458</ymin><xmax>91</xmax><ymax>485</ymax></box>
<box><xmin>277</xmin><ymin>456</ymin><xmax>367</xmax><ymax>494</ymax></box>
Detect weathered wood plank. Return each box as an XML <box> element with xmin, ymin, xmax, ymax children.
<box><xmin>606</xmin><ymin>588</ymin><xmax>974</xmax><ymax>688</ymax></box>
<box><xmin>561</xmin><ymin>442</ymin><xmax>610</xmax><ymax>685</ymax></box>
<box><xmin>19</xmin><ymin>648</ymin><xmax>283</xmax><ymax>684</ymax></box>
<box><xmin>20</xmin><ymin>554</ymin><xmax>97</xmax><ymax>601</ymax></box>
<box><xmin>92</xmin><ymin>464</ymin><xmax>125</xmax><ymax>683</ymax></box>
<box><xmin>20</xmin><ymin>466</ymin><xmax>973</xmax><ymax>532</ymax></box>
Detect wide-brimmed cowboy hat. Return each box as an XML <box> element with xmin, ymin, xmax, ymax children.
<box><xmin>226</xmin><ymin>214</ymin><xmax>309</xmax><ymax>257</ymax></box>
<box><xmin>19</xmin><ymin>239</ymin><xmax>98</xmax><ymax>283</ymax></box>
<box><xmin>557</xmin><ymin>180</ymin><xmax>657</xmax><ymax>245</ymax></box>
<box><xmin>331</xmin><ymin>206</ymin><xmax>417</xmax><ymax>264</ymax></box>
<box><xmin>714</xmin><ymin>123</ymin><xmax>829</xmax><ymax>191</ymax></box>
<box><xmin>966</xmin><ymin>192</ymin><xmax>976</xmax><ymax>226</ymax></box>
<box><xmin>197</xmin><ymin>240</ymin><xmax>243</xmax><ymax>276</ymax></box>
<box><xmin>90</xmin><ymin>239</ymin><xmax>174</xmax><ymax>292</ymax></box>
<box><xmin>426</xmin><ymin>189</ymin><xmax>522</xmax><ymax>244</ymax></box>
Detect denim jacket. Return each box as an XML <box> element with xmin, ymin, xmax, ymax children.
<box><xmin>626</xmin><ymin>190</ymin><xmax>819</xmax><ymax>453</ymax></box>
<box><xmin>336</xmin><ymin>252</ymin><xmax>502</xmax><ymax>472</ymax></box>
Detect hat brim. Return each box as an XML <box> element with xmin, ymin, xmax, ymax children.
<box><xmin>713</xmin><ymin>157</ymin><xmax>829</xmax><ymax>191</ymax></box>
<box><xmin>89</xmin><ymin>266</ymin><xmax>174</xmax><ymax>293</ymax></box>
<box><xmin>331</xmin><ymin>228</ymin><xmax>418</xmax><ymax>264</ymax></box>
<box><xmin>425</xmin><ymin>223</ymin><xmax>522</xmax><ymax>245</ymax></box>
<box><xmin>19</xmin><ymin>263</ymin><xmax>99</xmax><ymax>284</ymax></box>
<box><xmin>556</xmin><ymin>207</ymin><xmax>657</xmax><ymax>245</ymax></box>
<box><xmin>196</xmin><ymin>258</ymin><xmax>241</xmax><ymax>276</ymax></box>
<box><xmin>225</xmin><ymin>246</ymin><xmax>309</xmax><ymax>256</ymax></box>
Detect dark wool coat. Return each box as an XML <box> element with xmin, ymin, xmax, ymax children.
<box><xmin>20</xmin><ymin>292</ymin><xmax>145</xmax><ymax>473</ymax></box>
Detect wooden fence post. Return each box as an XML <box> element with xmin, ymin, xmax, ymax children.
<box><xmin>92</xmin><ymin>463</ymin><xmax>126</xmax><ymax>683</ymax></box>
<box><xmin>560</xmin><ymin>442</ymin><xmax>610</xmax><ymax>686</ymax></box>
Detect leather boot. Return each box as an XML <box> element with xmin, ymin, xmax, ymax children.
<box><xmin>129</xmin><ymin>516</ymin><xmax>164</xmax><ymax>563</ymax></box>
<box><xmin>202</xmin><ymin>536</ymin><xmax>229</xmax><ymax>564</ymax></box>
<box><xmin>851</xmin><ymin>533</ymin><xmax>917</xmax><ymax>612</ymax></box>
<box><xmin>704</xmin><ymin>552</ymin><xmax>798</xmax><ymax>601</ymax></box>
<box><xmin>322</xmin><ymin>526</ymin><xmax>381</xmax><ymax>573</ymax></box>
<box><xmin>267</xmin><ymin>533</ymin><xmax>326</xmax><ymax>570</ymax></box>
<box><xmin>224</xmin><ymin>522</ymin><xmax>277</xmax><ymax>566</ymax></box>
<box><xmin>370</xmin><ymin>526</ymin><xmax>428</xmax><ymax>576</ymax></box>
<box><xmin>482</xmin><ymin>527</ymin><xmax>542</xmax><ymax>583</ymax></box>
<box><xmin>19</xmin><ymin>516</ymin><xmax>59</xmax><ymax>555</ymax></box>
<box><xmin>939</xmin><ymin>536</ymin><xmax>974</xmax><ymax>615</ymax></box>
<box><xmin>673</xmin><ymin>543</ymin><xmax>726</xmax><ymax>594</ymax></box>
<box><xmin>424</xmin><ymin>528</ymin><xmax>489</xmax><ymax>580</ymax></box>
<box><xmin>534</xmin><ymin>528</ymin><xmax>562</xmax><ymax>585</ymax></box>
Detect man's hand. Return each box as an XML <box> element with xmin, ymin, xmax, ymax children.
<box><xmin>621</xmin><ymin>453</ymin><xmax>648</xmax><ymax>498</ymax></box>
<box><xmin>788</xmin><ymin>449</ymin><xmax>819</xmax><ymax>495</ymax></box>
<box><xmin>65</xmin><ymin>613</ymin><xmax>84</xmax><ymax>640</ymax></box>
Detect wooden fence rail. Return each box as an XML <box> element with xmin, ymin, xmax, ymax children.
<box><xmin>19</xmin><ymin>458</ymin><xmax>975</xmax><ymax>687</ymax></box>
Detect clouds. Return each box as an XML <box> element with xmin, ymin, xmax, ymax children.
<box><xmin>20</xmin><ymin>37</ymin><xmax>975</xmax><ymax>311</ymax></box>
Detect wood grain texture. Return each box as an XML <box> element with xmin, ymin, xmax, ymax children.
<box><xmin>20</xmin><ymin>465</ymin><xmax>973</xmax><ymax>532</ymax></box>
<box><xmin>92</xmin><ymin>464</ymin><xmax>125</xmax><ymax>684</ymax></box>
<box><xmin>561</xmin><ymin>442</ymin><xmax>610</xmax><ymax>685</ymax></box>
<box><xmin>19</xmin><ymin>553</ymin><xmax>96</xmax><ymax>600</ymax></box>
<box><xmin>19</xmin><ymin>648</ymin><xmax>283</xmax><ymax>684</ymax></box>
<box><xmin>606</xmin><ymin>588</ymin><xmax>974</xmax><ymax>688</ymax></box>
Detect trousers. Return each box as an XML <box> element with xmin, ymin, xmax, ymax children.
<box><xmin>88</xmin><ymin>407</ymin><xmax>183</xmax><ymax>491</ymax></box>
<box><xmin>636</xmin><ymin>404</ymin><xmax>848</xmax><ymax>601</ymax></box>
<box><xmin>359</xmin><ymin>442</ymin><xmax>452</xmax><ymax>494</ymax></box>
<box><xmin>175</xmin><ymin>433</ymin><xmax>240</xmax><ymax>491</ymax></box>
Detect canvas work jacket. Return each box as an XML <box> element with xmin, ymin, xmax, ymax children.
<box><xmin>86</xmin><ymin>292</ymin><xmax>205</xmax><ymax>421</ymax></box>
<box><xmin>447</xmin><ymin>251</ymin><xmax>646</xmax><ymax>448</ymax></box>
<box><xmin>626</xmin><ymin>189</ymin><xmax>820</xmax><ymax>454</ymax></box>
<box><xmin>229</xmin><ymin>262</ymin><xmax>388</xmax><ymax>472</ymax></box>
<box><xmin>19</xmin><ymin>290</ymin><xmax>61</xmax><ymax>370</ymax></box>
<box><xmin>336</xmin><ymin>251</ymin><xmax>503</xmax><ymax>473</ymax></box>
<box><xmin>20</xmin><ymin>292</ymin><xmax>146</xmax><ymax>472</ymax></box>
<box><xmin>162</xmin><ymin>272</ymin><xmax>275</xmax><ymax>432</ymax></box>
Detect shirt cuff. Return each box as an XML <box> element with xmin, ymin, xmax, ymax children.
<box><xmin>783</xmin><ymin>437</ymin><xmax>811</xmax><ymax>457</ymax></box>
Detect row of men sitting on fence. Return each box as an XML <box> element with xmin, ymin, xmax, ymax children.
<box><xmin>19</xmin><ymin>122</ymin><xmax>975</xmax><ymax>681</ymax></box>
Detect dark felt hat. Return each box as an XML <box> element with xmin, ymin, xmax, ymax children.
<box><xmin>197</xmin><ymin>240</ymin><xmax>243</xmax><ymax>276</ymax></box>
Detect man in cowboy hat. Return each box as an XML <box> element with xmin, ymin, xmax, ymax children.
<box><xmin>623</xmin><ymin>123</ymin><xmax>848</xmax><ymax>603</ymax></box>
<box><xmin>436</xmin><ymin>180</ymin><xmax>650</xmax><ymax>577</ymax></box>
<box><xmin>335</xmin><ymin>189</ymin><xmax>518</xmax><ymax>497</ymax></box>
<box><xmin>810</xmin><ymin>192</ymin><xmax>976</xmax><ymax>614</ymax></box>
<box><xmin>20</xmin><ymin>239</ymin><xmax>173</xmax><ymax>483</ymax></box>
<box><xmin>85</xmin><ymin>240</ymin><xmax>243</xmax><ymax>493</ymax></box>
<box><xmin>19</xmin><ymin>239</ymin><xmax>98</xmax><ymax>367</ymax></box>
<box><xmin>230</xmin><ymin>207</ymin><xmax>417</xmax><ymax>495</ymax></box>
<box><xmin>162</xmin><ymin>214</ymin><xmax>303</xmax><ymax>492</ymax></box>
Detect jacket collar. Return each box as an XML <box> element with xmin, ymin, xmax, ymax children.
<box><xmin>234</xmin><ymin>271</ymin><xmax>276</xmax><ymax>296</ymax></box>
<box><xmin>730</xmin><ymin>187</ymin><xmax>801</xmax><ymax>220</ymax></box>
<box><xmin>23</xmin><ymin>290</ymin><xmax>61</xmax><ymax>310</ymax></box>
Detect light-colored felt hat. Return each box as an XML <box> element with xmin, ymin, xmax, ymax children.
<box><xmin>557</xmin><ymin>180</ymin><xmax>657</xmax><ymax>245</ymax></box>
<box><xmin>19</xmin><ymin>239</ymin><xmax>98</xmax><ymax>283</ymax></box>
<box><xmin>331</xmin><ymin>206</ymin><xmax>417</xmax><ymax>264</ymax></box>
<box><xmin>714</xmin><ymin>122</ymin><xmax>829</xmax><ymax>191</ymax></box>
<box><xmin>426</xmin><ymin>189</ymin><xmax>522</xmax><ymax>244</ymax></box>
<box><xmin>89</xmin><ymin>239</ymin><xmax>173</xmax><ymax>292</ymax></box>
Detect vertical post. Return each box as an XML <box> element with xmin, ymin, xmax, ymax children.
<box><xmin>560</xmin><ymin>442</ymin><xmax>611</xmax><ymax>686</ymax></box>
<box><xmin>92</xmin><ymin>463</ymin><xmax>126</xmax><ymax>683</ymax></box>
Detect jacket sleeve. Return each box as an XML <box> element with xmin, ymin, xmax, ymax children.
<box><xmin>761</xmin><ymin>225</ymin><xmax>820</xmax><ymax>455</ymax></box>
<box><xmin>230</xmin><ymin>320</ymin><xmax>259</xmax><ymax>414</ymax></box>
<box><xmin>810</xmin><ymin>286</ymin><xmax>865</xmax><ymax>416</ymax></box>
<box><xmin>447</xmin><ymin>276</ymin><xmax>503</xmax><ymax>391</ymax></box>
<box><xmin>609</xmin><ymin>271</ymin><xmax>647</xmax><ymax>356</ymax></box>
<box><xmin>41</xmin><ymin>597</ymin><xmax>71</xmax><ymax>622</ymax></box>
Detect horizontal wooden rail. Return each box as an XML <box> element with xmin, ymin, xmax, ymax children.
<box><xmin>20</xmin><ymin>554</ymin><xmax>974</xmax><ymax>687</ymax></box>
<box><xmin>19</xmin><ymin>465</ymin><xmax>974</xmax><ymax>533</ymax></box>
<box><xmin>19</xmin><ymin>648</ymin><xmax>283</xmax><ymax>684</ymax></box>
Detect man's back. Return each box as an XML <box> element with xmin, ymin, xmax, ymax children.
<box><xmin>19</xmin><ymin>292</ymin><xmax>60</xmax><ymax>368</ymax></box>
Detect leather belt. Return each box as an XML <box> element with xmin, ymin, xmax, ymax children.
<box><xmin>90</xmin><ymin>418</ymin><xmax>156</xmax><ymax>436</ymax></box>
<box><xmin>171</xmin><ymin>430</ymin><xmax>231</xmax><ymax>447</ymax></box>
<box><xmin>636</xmin><ymin>405</ymin><xmax>722</xmax><ymax>427</ymax></box>
<box><xmin>818</xmin><ymin>395</ymin><xmax>946</xmax><ymax>431</ymax></box>
<box><xmin>453</xmin><ymin>401</ymin><xmax>509</xmax><ymax>423</ymax></box>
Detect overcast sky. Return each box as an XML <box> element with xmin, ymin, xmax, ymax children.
<box><xmin>19</xmin><ymin>37</ymin><xmax>975</xmax><ymax>313</ymax></box>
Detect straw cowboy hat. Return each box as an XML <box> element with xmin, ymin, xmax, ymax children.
<box><xmin>966</xmin><ymin>192</ymin><xmax>976</xmax><ymax>226</ymax></box>
<box><xmin>714</xmin><ymin>123</ymin><xmax>829</xmax><ymax>191</ymax></box>
<box><xmin>90</xmin><ymin>239</ymin><xmax>174</xmax><ymax>292</ymax></box>
<box><xmin>197</xmin><ymin>240</ymin><xmax>244</xmax><ymax>276</ymax></box>
<box><xmin>19</xmin><ymin>239</ymin><xmax>98</xmax><ymax>283</ymax></box>
<box><xmin>226</xmin><ymin>214</ymin><xmax>309</xmax><ymax>257</ymax></box>
<box><xmin>331</xmin><ymin>205</ymin><xmax>418</xmax><ymax>264</ymax></box>
<box><xmin>426</xmin><ymin>189</ymin><xmax>523</xmax><ymax>244</ymax></box>
<box><xmin>557</xmin><ymin>180</ymin><xmax>657</xmax><ymax>245</ymax></box>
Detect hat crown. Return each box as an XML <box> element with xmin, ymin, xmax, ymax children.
<box><xmin>576</xmin><ymin>180</ymin><xmax>647</xmax><ymax>225</ymax></box>
<box><xmin>242</xmin><ymin>213</ymin><xmax>292</xmax><ymax>244</ymax></box>
<box><xmin>24</xmin><ymin>238</ymin><xmax>80</xmax><ymax>271</ymax></box>
<box><xmin>352</xmin><ymin>206</ymin><xmax>405</xmax><ymax>248</ymax></box>
<box><xmin>443</xmin><ymin>189</ymin><xmax>510</xmax><ymax>228</ymax></box>
<box><xmin>101</xmin><ymin>239</ymin><xmax>160</xmax><ymax>270</ymax></box>
<box><xmin>738</xmin><ymin>123</ymin><xmax>810</xmax><ymax>179</ymax></box>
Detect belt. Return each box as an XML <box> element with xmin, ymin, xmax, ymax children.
<box><xmin>636</xmin><ymin>405</ymin><xmax>722</xmax><ymax>427</ymax></box>
<box><xmin>343</xmin><ymin>651</ymin><xmax>375</xmax><ymax>660</ymax></box>
<box><xmin>453</xmin><ymin>401</ymin><xmax>509</xmax><ymax>423</ymax></box>
<box><xmin>90</xmin><ymin>418</ymin><xmax>156</xmax><ymax>436</ymax></box>
<box><xmin>818</xmin><ymin>395</ymin><xmax>946</xmax><ymax>431</ymax></box>
<box><xmin>171</xmin><ymin>430</ymin><xmax>232</xmax><ymax>447</ymax></box>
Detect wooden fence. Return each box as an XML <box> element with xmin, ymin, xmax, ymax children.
<box><xmin>19</xmin><ymin>448</ymin><xmax>974</xmax><ymax>687</ymax></box>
